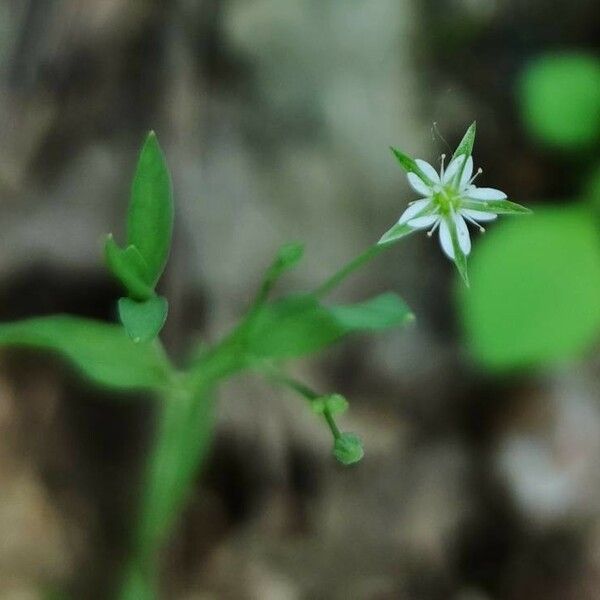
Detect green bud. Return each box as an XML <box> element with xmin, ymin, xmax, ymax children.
<box><xmin>333</xmin><ymin>432</ymin><xmax>364</xmax><ymax>466</ymax></box>
<box><xmin>312</xmin><ymin>393</ymin><xmax>349</xmax><ymax>415</ymax></box>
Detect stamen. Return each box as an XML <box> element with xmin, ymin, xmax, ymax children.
<box><xmin>426</xmin><ymin>219</ymin><xmax>441</xmax><ymax>237</ymax></box>
<box><xmin>462</xmin><ymin>213</ymin><xmax>486</xmax><ymax>233</ymax></box>
<box><xmin>469</xmin><ymin>167</ymin><xmax>483</xmax><ymax>185</ymax></box>
<box><xmin>440</xmin><ymin>153</ymin><xmax>446</xmax><ymax>179</ymax></box>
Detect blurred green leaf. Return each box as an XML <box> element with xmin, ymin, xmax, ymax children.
<box><xmin>104</xmin><ymin>235</ymin><xmax>153</xmax><ymax>301</ymax></box>
<box><xmin>119</xmin><ymin>296</ymin><xmax>168</xmax><ymax>343</ymax></box>
<box><xmin>0</xmin><ymin>316</ymin><xmax>171</xmax><ymax>390</ymax></box>
<box><xmin>247</xmin><ymin>292</ymin><xmax>413</xmax><ymax>359</ymax></box>
<box><xmin>459</xmin><ymin>205</ymin><xmax>600</xmax><ymax>370</ymax></box>
<box><xmin>127</xmin><ymin>132</ymin><xmax>173</xmax><ymax>286</ymax></box>
<box><xmin>518</xmin><ymin>52</ymin><xmax>600</xmax><ymax>149</ymax></box>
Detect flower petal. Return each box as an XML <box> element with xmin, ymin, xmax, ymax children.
<box><xmin>442</xmin><ymin>154</ymin><xmax>465</xmax><ymax>184</ymax></box>
<box><xmin>466</xmin><ymin>187</ymin><xmax>507</xmax><ymax>201</ymax></box>
<box><xmin>454</xmin><ymin>213</ymin><xmax>471</xmax><ymax>255</ymax></box>
<box><xmin>407</xmin><ymin>172</ymin><xmax>433</xmax><ymax>196</ymax></box>
<box><xmin>398</xmin><ymin>199</ymin><xmax>431</xmax><ymax>224</ymax></box>
<box><xmin>461</xmin><ymin>208</ymin><xmax>497</xmax><ymax>222</ymax></box>
<box><xmin>408</xmin><ymin>214</ymin><xmax>439</xmax><ymax>229</ymax></box>
<box><xmin>438</xmin><ymin>218</ymin><xmax>454</xmax><ymax>259</ymax></box>
<box><xmin>415</xmin><ymin>159</ymin><xmax>441</xmax><ymax>184</ymax></box>
<box><xmin>459</xmin><ymin>156</ymin><xmax>474</xmax><ymax>190</ymax></box>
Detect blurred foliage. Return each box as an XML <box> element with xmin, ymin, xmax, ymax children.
<box><xmin>460</xmin><ymin>50</ymin><xmax>600</xmax><ymax>371</ymax></box>
<box><xmin>460</xmin><ymin>205</ymin><xmax>600</xmax><ymax>370</ymax></box>
<box><xmin>518</xmin><ymin>52</ymin><xmax>600</xmax><ymax>149</ymax></box>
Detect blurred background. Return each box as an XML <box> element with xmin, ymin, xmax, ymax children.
<box><xmin>1</xmin><ymin>1</ymin><xmax>600</xmax><ymax>598</ymax></box>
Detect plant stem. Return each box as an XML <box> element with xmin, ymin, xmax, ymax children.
<box><xmin>313</xmin><ymin>244</ymin><xmax>386</xmax><ymax>298</ymax></box>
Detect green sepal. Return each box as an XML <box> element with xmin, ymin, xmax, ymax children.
<box><xmin>446</xmin><ymin>215</ymin><xmax>470</xmax><ymax>287</ymax></box>
<box><xmin>127</xmin><ymin>131</ymin><xmax>173</xmax><ymax>287</ymax></box>
<box><xmin>312</xmin><ymin>394</ymin><xmax>349</xmax><ymax>415</ymax></box>
<box><xmin>461</xmin><ymin>199</ymin><xmax>532</xmax><ymax>215</ymax></box>
<box><xmin>118</xmin><ymin>296</ymin><xmax>169</xmax><ymax>343</ymax></box>
<box><xmin>451</xmin><ymin>121</ymin><xmax>477</xmax><ymax>162</ymax></box>
<box><xmin>333</xmin><ymin>433</ymin><xmax>364</xmax><ymax>466</ymax></box>
<box><xmin>104</xmin><ymin>235</ymin><xmax>154</xmax><ymax>301</ymax></box>
<box><xmin>390</xmin><ymin>147</ymin><xmax>435</xmax><ymax>185</ymax></box>
<box><xmin>377</xmin><ymin>202</ymin><xmax>437</xmax><ymax>246</ymax></box>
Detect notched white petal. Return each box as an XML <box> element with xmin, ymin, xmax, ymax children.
<box><xmin>407</xmin><ymin>214</ymin><xmax>439</xmax><ymax>229</ymax></box>
<box><xmin>398</xmin><ymin>198</ymin><xmax>431</xmax><ymax>224</ymax></box>
<box><xmin>461</xmin><ymin>208</ymin><xmax>497</xmax><ymax>222</ymax></box>
<box><xmin>459</xmin><ymin>156</ymin><xmax>474</xmax><ymax>190</ymax></box>
<box><xmin>453</xmin><ymin>213</ymin><xmax>471</xmax><ymax>255</ymax></box>
<box><xmin>415</xmin><ymin>159</ymin><xmax>441</xmax><ymax>184</ymax></box>
<box><xmin>438</xmin><ymin>219</ymin><xmax>454</xmax><ymax>259</ymax></box>
<box><xmin>442</xmin><ymin>154</ymin><xmax>465</xmax><ymax>184</ymax></box>
<box><xmin>466</xmin><ymin>187</ymin><xmax>507</xmax><ymax>201</ymax></box>
<box><xmin>407</xmin><ymin>172</ymin><xmax>432</xmax><ymax>196</ymax></box>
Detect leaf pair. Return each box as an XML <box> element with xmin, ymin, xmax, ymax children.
<box><xmin>105</xmin><ymin>132</ymin><xmax>173</xmax><ymax>342</ymax></box>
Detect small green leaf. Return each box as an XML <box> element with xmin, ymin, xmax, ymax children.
<box><xmin>329</xmin><ymin>292</ymin><xmax>414</xmax><ymax>330</ymax></box>
<box><xmin>104</xmin><ymin>235</ymin><xmax>154</xmax><ymax>301</ymax></box>
<box><xmin>390</xmin><ymin>147</ymin><xmax>434</xmax><ymax>185</ymax></box>
<box><xmin>127</xmin><ymin>132</ymin><xmax>173</xmax><ymax>286</ymax></box>
<box><xmin>451</xmin><ymin>121</ymin><xmax>477</xmax><ymax>161</ymax></box>
<box><xmin>459</xmin><ymin>205</ymin><xmax>600</xmax><ymax>370</ymax></box>
<box><xmin>0</xmin><ymin>316</ymin><xmax>170</xmax><ymax>390</ymax></box>
<box><xmin>118</xmin><ymin>296</ymin><xmax>168</xmax><ymax>343</ymax></box>
<box><xmin>333</xmin><ymin>432</ymin><xmax>364</xmax><ymax>465</ymax></box>
<box><xmin>247</xmin><ymin>292</ymin><xmax>412</xmax><ymax>359</ymax></box>
<box><xmin>312</xmin><ymin>394</ymin><xmax>349</xmax><ymax>415</ymax></box>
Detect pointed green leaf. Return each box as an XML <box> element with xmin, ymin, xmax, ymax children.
<box><xmin>118</xmin><ymin>296</ymin><xmax>168</xmax><ymax>343</ymax></box>
<box><xmin>246</xmin><ymin>292</ymin><xmax>413</xmax><ymax>359</ymax></box>
<box><xmin>451</xmin><ymin>121</ymin><xmax>477</xmax><ymax>161</ymax></box>
<box><xmin>461</xmin><ymin>199</ymin><xmax>532</xmax><ymax>215</ymax></box>
<box><xmin>0</xmin><ymin>316</ymin><xmax>170</xmax><ymax>390</ymax></box>
<box><xmin>104</xmin><ymin>235</ymin><xmax>154</xmax><ymax>301</ymax></box>
<box><xmin>378</xmin><ymin>202</ymin><xmax>438</xmax><ymax>246</ymax></box>
<box><xmin>127</xmin><ymin>132</ymin><xmax>173</xmax><ymax>286</ymax></box>
<box><xmin>390</xmin><ymin>147</ymin><xmax>435</xmax><ymax>185</ymax></box>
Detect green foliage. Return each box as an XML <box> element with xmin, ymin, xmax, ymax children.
<box><xmin>518</xmin><ymin>52</ymin><xmax>600</xmax><ymax>149</ymax></box>
<box><xmin>312</xmin><ymin>393</ymin><xmax>348</xmax><ymax>415</ymax></box>
<box><xmin>459</xmin><ymin>205</ymin><xmax>600</xmax><ymax>370</ymax></box>
<box><xmin>118</xmin><ymin>296</ymin><xmax>169</xmax><ymax>343</ymax></box>
<box><xmin>390</xmin><ymin>147</ymin><xmax>434</xmax><ymax>184</ymax></box>
<box><xmin>333</xmin><ymin>432</ymin><xmax>364</xmax><ymax>465</ymax></box>
<box><xmin>105</xmin><ymin>236</ymin><xmax>153</xmax><ymax>301</ymax></box>
<box><xmin>246</xmin><ymin>292</ymin><xmax>413</xmax><ymax>359</ymax></box>
<box><xmin>0</xmin><ymin>316</ymin><xmax>171</xmax><ymax>390</ymax></box>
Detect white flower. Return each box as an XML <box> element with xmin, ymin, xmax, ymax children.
<box><xmin>397</xmin><ymin>153</ymin><xmax>507</xmax><ymax>260</ymax></box>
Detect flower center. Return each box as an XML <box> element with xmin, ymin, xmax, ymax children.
<box><xmin>433</xmin><ymin>186</ymin><xmax>460</xmax><ymax>215</ymax></box>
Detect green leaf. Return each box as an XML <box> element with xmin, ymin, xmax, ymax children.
<box><xmin>104</xmin><ymin>235</ymin><xmax>153</xmax><ymax>301</ymax></box>
<box><xmin>458</xmin><ymin>204</ymin><xmax>600</xmax><ymax>370</ymax></box>
<box><xmin>329</xmin><ymin>292</ymin><xmax>414</xmax><ymax>330</ymax></box>
<box><xmin>461</xmin><ymin>199</ymin><xmax>532</xmax><ymax>215</ymax></box>
<box><xmin>390</xmin><ymin>147</ymin><xmax>434</xmax><ymax>185</ymax></box>
<box><xmin>0</xmin><ymin>316</ymin><xmax>171</xmax><ymax>390</ymax></box>
<box><xmin>127</xmin><ymin>132</ymin><xmax>173</xmax><ymax>286</ymax></box>
<box><xmin>247</xmin><ymin>292</ymin><xmax>413</xmax><ymax>359</ymax></box>
<box><xmin>378</xmin><ymin>202</ymin><xmax>438</xmax><ymax>246</ymax></box>
<box><xmin>118</xmin><ymin>296</ymin><xmax>168</xmax><ymax>343</ymax></box>
<box><xmin>451</xmin><ymin>121</ymin><xmax>477</xmax><ymax>161</ymax></box>
<box><xmin>518</xmin><ymin>52</ymin><xmax>600</xmax><ymax>149</ymax></box>
<box><xmin>333</xmin><ymin>432</ymin><xmax>364</xmax><ymax>466</ymax></box>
